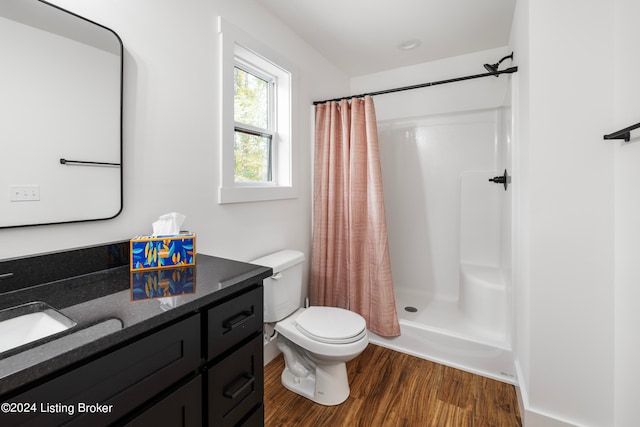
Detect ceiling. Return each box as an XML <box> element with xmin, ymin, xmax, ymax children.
<box><xmin>256</xmin><ymin>0</ymin><xmax>517</xmax><ymax>77</ymax></box>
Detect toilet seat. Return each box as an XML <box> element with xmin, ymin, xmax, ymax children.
<box><xmin>295</xmin><ymin>306</ymin><xmax>367</xmax><ymax>344</ymax></box>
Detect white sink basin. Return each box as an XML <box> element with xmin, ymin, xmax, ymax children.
<box><xmin>0</xmin><ymin>302</ymin><xmax>76</xmax><ymax>354</ymax></box>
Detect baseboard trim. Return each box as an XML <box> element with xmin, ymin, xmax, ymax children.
<box><xmin>264</xmin><ymin>337</ymin><xmax>280</xmax><ymax>366</ymax></box>
<box><xmin>514</xmin><ymin>361</ymin><xmax>578</xmax><ymax>427</ymax></box>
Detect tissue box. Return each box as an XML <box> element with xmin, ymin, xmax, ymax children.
<box><xmin>130</xmin><ymin>267</ymin><xmax>195</xmax><ymax>301</ymax></box>
<box><xmin>130</xmin><ymin>233</ymin><xmax>196</xmax><ymax>271</ymax></box>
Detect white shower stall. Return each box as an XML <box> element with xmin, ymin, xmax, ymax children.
<box><xmin>363</xmin><ymin>56</ymin><xmax>515</xmax><ymax>383</ymax></box>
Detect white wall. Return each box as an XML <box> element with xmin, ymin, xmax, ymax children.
<box><xmin>0</xmin><ymin>0</ymin><xmax>348</xmax><ymax>276</ymax></box>
<box><xmin>511</xmin><ymin>0</ymin><xmax>616</xmax><ymax>425</ymax></box>
<box><xmin>613</xmin><ymin>0</ymin><xmax>640</xmax><ymax>425</ymax></box>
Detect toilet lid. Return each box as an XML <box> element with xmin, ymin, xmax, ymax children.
<box><xmin>295</xmin><ymin>306</ymin><xmax>367</xmax><ymax>344</ymax></box>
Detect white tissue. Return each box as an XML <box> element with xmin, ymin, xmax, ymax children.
<box><xmin>152</xmin><ymin>212</ymin><xmax>186</xmax><ymax>236</ymax></box>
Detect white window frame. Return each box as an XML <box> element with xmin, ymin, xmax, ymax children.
<box><xmin>218</xmin><ymin>17</ymin><xmax>297</xmax><ymax>204</ymax></box>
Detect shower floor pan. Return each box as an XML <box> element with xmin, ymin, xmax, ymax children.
<box><xmin>369</xmin><ymin>288</ymin><xmax>516</xmax><ymax>385</ymax></box>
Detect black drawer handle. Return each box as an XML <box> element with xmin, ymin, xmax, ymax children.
<box><xmin>223</xmin><ymin>372</ymin><xmax>255</xmax><ymax>399</ymax></box>
<box><xmin>222</xmin><ymin>310</ymin><xmax>254</xmax><ymax>331</ymax></box>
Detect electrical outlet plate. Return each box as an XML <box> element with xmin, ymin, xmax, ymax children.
<box><xmin>9</xmin><ymin>185</ymin><xmax>40</xmax><ymax>202</ymax></box>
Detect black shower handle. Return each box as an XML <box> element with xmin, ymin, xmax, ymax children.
<box><xmin>489</xmin><ymin>169</ymin><xmax>510</xmax><ymax>191</ymax></box>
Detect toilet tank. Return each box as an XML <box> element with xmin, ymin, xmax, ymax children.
<box><xmin>250</xmin><ymin>250</ymin><xmax>305</xmax><ymax>323</ymax></box>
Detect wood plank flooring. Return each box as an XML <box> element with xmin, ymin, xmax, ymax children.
<box><xmin>264</xmin><ymin>344</ymin><xmax>521</xmax><ymax>427</ymax></box>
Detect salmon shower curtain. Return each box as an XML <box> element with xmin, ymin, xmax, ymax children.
<box><xmin>310</xmin><ymin>96</ymin><xmax>400</xmax><ymax>337</ymax></box>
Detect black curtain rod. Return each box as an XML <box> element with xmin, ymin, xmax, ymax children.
<box><xmin>313</xmin><ymin>66</ymin><xmax>518</xmax><ymax>105</ymax></box>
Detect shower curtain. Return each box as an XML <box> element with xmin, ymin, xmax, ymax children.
<box><xmin>310</xmin><ymin>95</ymin><xmax>400</xmax><ymax>337</ymax></box>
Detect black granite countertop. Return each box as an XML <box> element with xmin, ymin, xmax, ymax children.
<box><xmin>0</xmin><ymin>243</ymin><xmax>272</xmax><ymax>397</ymax></box>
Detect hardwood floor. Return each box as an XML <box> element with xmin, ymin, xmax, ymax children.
<box><xmin>264</xmin><ymin>344</ymin><xmax>521</xmax><ymax>427</ymax></box>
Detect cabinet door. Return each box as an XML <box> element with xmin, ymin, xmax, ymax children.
<box><xmin>208</xmin><ymin>334</ymin><xmax>263</xmax><ymax>427</ymax></box>
<box><xmin>4</xmin><ymin>315</ymin><xmax>200</xmax><ymax>427</ymax></box>
<box><xmin>124</xmin><ymin>376</ymin><xmax>202</xmax><ymax>427</ymax></box>
<box><xmin>207</xmin><ymin>286</ymin><xmax>263</xmax><ymax>361</ymax></box>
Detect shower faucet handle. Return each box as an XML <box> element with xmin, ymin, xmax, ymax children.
<box><xmin>489</xmin><ymin>169</ymin><xmax>510</xmax><ymax>191</ymax></box>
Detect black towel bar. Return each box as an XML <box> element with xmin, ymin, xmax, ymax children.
<box><xmin>604</xmin><ymin>122</ymin><xmax>640</xmax><ymax>142</ymax></box>
<box><xmin>60</xmin><ymin>158</ymin><xmax>121</xmax><ymax>167</ymax></box>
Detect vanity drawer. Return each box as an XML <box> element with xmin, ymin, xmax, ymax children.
<box><xmin>207</xmin><ymin>334</ymin><xmax>263</xmax><ymax>427</ymax></box>
<box><xmin>240</xmin><ymin>404</ymin><xmax>264</xmax><ymax>427</ymax></box>
<box><xmin>5</xmin><ymin>315</ymin><xmax>200</xmax><ymax>427</ymax></box>
<box><xmin>207</xmin><ymin>286</ymin><xmax>262</xmax><ymax>361</ymax></box>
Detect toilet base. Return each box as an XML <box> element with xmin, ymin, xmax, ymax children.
<box><xmin>281</xmin><ymin>361</ymin><xmax>350</xmax><ymax>406</ymax></box>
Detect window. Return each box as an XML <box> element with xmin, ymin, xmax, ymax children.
<box><xmin>218</xmin><ymin>18</ymin><xmax>296</xmax><ymax>204</ymax></box>
<box><xmin>234</xmin><ymin>63</ymin><xmax>273</xmax><ymax>183</ymax></box>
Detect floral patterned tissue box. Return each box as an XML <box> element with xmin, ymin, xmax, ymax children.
<box><xmin>130</xmin><ymin>233</ymin><xmax>196</xmax><ymax>271</ymax></box>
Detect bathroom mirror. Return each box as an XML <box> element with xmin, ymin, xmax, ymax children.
<box><xmin>0</xmin><ymin>0</ymin><xmax>123</xmax><ymax>228</ymax></box>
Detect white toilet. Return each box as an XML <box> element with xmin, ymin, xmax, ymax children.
<box><xmin>252</xmin><ymin>250</ymin><xmax>368</xmax><ymax>406</ymax></box>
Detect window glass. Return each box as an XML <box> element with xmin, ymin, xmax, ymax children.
<box><xmin>234</xmin><ymin>67</ymin><xmax>268</xmax><ymax>129</ymax></box>
<box><xmin>234</xmin><ymin>129</ymin><xmax>271</xmax><ymax>182</ymax></box>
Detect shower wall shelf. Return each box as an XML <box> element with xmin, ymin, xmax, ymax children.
<box><xmin>603</xmin><ymin>121</ymin><xmax>640</xmax><ymax>142</ymax></box>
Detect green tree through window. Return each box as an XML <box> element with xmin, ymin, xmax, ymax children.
<box><xmin>234</xmin><ymin>66</ymin><xmax>272</xmax><ymax>182</ymax></box>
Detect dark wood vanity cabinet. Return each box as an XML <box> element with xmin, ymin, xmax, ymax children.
<box><xmin>3</xmin><ymin>315</ymin><xmax>202</xmax><ymax>427</ymax></box>
<box><xmin>3</xmin><ymin>285</ymin><xmax>264</xmax><ymax>427</ymax></box>
<box><xmin>206</xmin><ymin>287</ymin><xmax>264</xmax><ymax>427</ymax></box>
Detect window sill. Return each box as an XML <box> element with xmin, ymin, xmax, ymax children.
<box><xmin>218</xmin><ymin>185</ymin><xmax>297</xmax><ymax>204</ymax></box>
